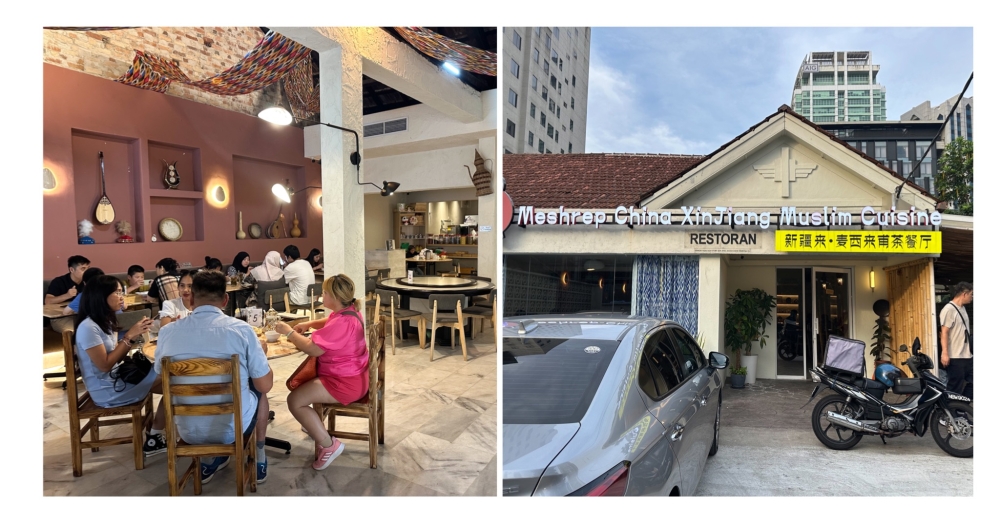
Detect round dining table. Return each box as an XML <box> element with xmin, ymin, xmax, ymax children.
<box><xmin>375</xmin><ymin>276</ymin><xmax>494</xmax><ymax>342</ymax></box>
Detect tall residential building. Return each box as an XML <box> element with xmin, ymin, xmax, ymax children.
<box><xmin>791</xmin><ymin>51</ymin><xmax>886</xmax><ymax>123</ymax></box>
<box><xmin>901</xmin><ymin>94</ymin><xmax>974</xmax><ymax>145</ymax></box>
<box><xmin>502</xmin><ymin>27</ymin><xmax>591</xmax><ymax>154</ymax></box>
<box><xmin>818</xmin><ymin>121</ymin><xmax>943</xmax><ymax>194</ymax></box>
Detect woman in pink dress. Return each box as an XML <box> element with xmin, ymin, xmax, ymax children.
<box><xmin>275</xmin><ymin>274</ymin><xmax>368</xmax><ymax>470</ymax></box>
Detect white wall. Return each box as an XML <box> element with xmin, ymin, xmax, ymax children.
<box><xmin>364</xmin><ymin>144</ymin><xmax>480</xmax><ymax>193</ymax></box>
<box><xmin>363</xmin><ymin>192</ymin><xmax>405</xmax><ymax>251</ymax></box>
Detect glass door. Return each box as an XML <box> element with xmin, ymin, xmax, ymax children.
<box><xmin>812</xmin><ymin>268</ymin><xmax>852</xmax><ymax>371</ymax></box>
<box><xmin>776</xmin><ymin>268</ymin><xmax>807</xmax><ymax>379</ymax></box>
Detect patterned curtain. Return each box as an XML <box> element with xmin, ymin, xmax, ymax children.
<box><xmin>635</xmin><ymin>255</ymin><xmax>700</xmax><ymax>335</ymax></box>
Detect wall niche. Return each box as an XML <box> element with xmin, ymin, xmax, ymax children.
<box><xmin>71</xmin><ymin>130</ymin><xmax>140</xmax><ymax>244</ymax></box>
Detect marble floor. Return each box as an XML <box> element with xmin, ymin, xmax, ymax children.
<box><xmin>42</xmin><ymin>328</ymin><xmax>497</xmax><ymax>496</ymax></box>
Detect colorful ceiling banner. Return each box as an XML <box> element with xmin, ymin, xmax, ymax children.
<box><xmin>284</xmin><ymin>58</ymin><xmax>321</xmax><ymax>119</ymax></box>
<box><xmin>394</xmin><ymin>27</ymin><xmax>496</xmax><ymax>76</ymax></box>
<box><xmin>116</xmin><ymin>31</ymin><xmax>311</xmax><ymax>97</ymax></box>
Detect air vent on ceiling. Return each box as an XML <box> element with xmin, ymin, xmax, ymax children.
<box><xmin>363</xmin><ymin>117</ymin><xmax>408</xmax><ymax>138</ymax></box>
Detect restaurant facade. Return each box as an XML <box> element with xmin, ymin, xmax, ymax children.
<box><xmin>503</xmin><ymin>106</ymin><xmax>971</xmax><ymax>381</ymax></box>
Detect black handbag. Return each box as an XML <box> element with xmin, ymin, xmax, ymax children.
<box><xmin>111</xmin><ymin>349</ymin><xmax>153</xmax><ymax>392</ymax></box>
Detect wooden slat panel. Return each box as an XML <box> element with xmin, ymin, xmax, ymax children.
<box><xmin>173</xmin><ymin>403</ymin><xmax>233</xmax><ymax>416</ymax></box>
<box><xmin>169</xmin><ymin>383</ymin><xmax>233</xmax><ymax>396</ymax></box>
<box><xmin>885</xmin><ymin>259</ymin><xmax>934</xmax><ymax>377</ymax></box>
<box><xmin>80</xmin><ymin>436</ymin><xmax>132</xmax><ymax>448</ymax></box>
<box><xmin>175</xmin><ymin>446</ymin><xmax>236</xmax><ymax>456</ymax></box>
<box><xmin>163</xmin><ymin>357</ymin><xmax>233</xmax><ymax>377</ymax></box>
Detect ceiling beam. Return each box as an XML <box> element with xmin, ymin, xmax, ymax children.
<box><xmin>272</xmin><ymin>27</ymin><xmax>483</xmax><ymax>124</ymax></box>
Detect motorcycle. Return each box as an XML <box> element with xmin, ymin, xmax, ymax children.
<box><xmin>778</xmin><ymin>319</ymin><xmax>802</xmax><ymax>361</ymax></box>
<box><xmin>806</xmin><ymin>336</ymin><xmax>972</xmax><ymax>458</ymax></box>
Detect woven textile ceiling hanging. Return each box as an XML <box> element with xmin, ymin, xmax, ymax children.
<box><xmin>394</xmin><ymin>27</ymin><xmax>496</xmax><ymax>76</ymax></box>
<box><xmin>116</xmin><ymin>30</ymin><xmax>311</xmax><ymax>96</ymax></box>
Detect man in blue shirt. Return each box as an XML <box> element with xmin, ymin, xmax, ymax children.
<box><xmin>155</xmin><ymin>271</ymin><xmax>274</xmax><ymax>484</ymax></box>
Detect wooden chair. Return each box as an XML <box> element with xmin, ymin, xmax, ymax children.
<box><xmin>374</xmin><ymin>289</ymin><xmax>425</xmax><ymax>354</ymax></box>
<box><xmin>161</xmin><ymin>354</ymin><xmax>257</xmax><ymax>496</ymax></box>
<box><xmin>262</xmin><ymin>287</ymin><xmax>290</xmax><ymax>313</ymax></box>
<box><xmin>463</xmin><ymin>289</ymin><xmax>496</xmax><ymax>339</ymax></box>
<box><xmin>363</xmin><ymin>278</ymin><xmax>377</xmax><ymax>319</ymax></box>
<box><xmin>63</xmin><ymin>330</ymin><xmax>155</xmax><ymax>477</ymax></box>
<box><xmin>425</xmin><ymin>294</ymin><xmax>469</xmax><ymax>361</ymax></box>
<box><xmin>306</xmin><ymin>283</ymin><xmax>325</xmax><ymax>320</ymax></box>
<box><xmin>317</xmin><ymin>317</ymin><xmax>386</xmax><ymax>468</ymax></box>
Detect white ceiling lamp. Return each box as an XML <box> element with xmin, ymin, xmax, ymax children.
<box><xmin>584</xmin><ymin>260</ymin><xmax>605</xmax><ymax>272</ymax></box>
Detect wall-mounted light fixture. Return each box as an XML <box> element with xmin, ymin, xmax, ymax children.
<box><xmin>584</xmin><ymin>260</ymin><xmax>605</xmax><ymax>272</ymax></box>
<box><xmin>43</xmin><ymin>167</ymin><xmax>57</xmax><ymax>190</ymax></box>
<box><xmin>560</xmin><ymin>271</ymin><xmax>569</xmax><ymax>286</ymax></box>
<box><xmin>870</xmin><ymin>267</ymin><xmax>876</xmax><ymax>292</ymax></box>
<box><xmin>213</xmin><ymin>185</ymin><xmax>227</xmax><ymax>204</ymax></box>
<box><xmin>271</xmin><ymin>178</ymin><xmax>321</xmax><ymax>204</ymax></box>
<box><xmin>257</xmin><ymin>102</ymin><xmax>399</xmax><ymax>197</ymax></box>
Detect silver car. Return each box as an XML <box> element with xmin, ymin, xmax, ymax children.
<box><xmin>502</xmin><ymin>314</ymin><xmax>729</xmax><ymax>496</ymax></box>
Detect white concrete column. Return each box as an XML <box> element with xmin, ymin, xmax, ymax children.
<box><xmin>318</xmin><ymin>46</ymin><xmax>366</xmax><ymax>306</ymax></box>
<box><xmin>698</xmin><ymin>255</ymin><xmax>725</xmax><ymax>356</ymax></box>
<box><xmin>477</xmin><ymin>135</ymin><xmax>497</xmax><ymax>282</ymax></box>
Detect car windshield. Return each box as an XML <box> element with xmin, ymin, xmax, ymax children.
<box><xmin>503</xmin><ymin>337</ymin><xmax>620</xmax><ymax>425</ymax></box>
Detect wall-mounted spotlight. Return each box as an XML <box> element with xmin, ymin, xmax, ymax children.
<box><xmin>213</xmin><ymin>185</ymin><xmax>227</xmax><ymax>203</ymax></box>
<box><xmin>43</xmin><ymin>167</ymin><xmax>57</xmax><ymax>190</ymax></box>
<box><xmin>869</xmin><ymin>267</ymin><xmax>876</xmax><ymax>292</ymax></box>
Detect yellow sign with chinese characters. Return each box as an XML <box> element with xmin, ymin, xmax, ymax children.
<box><xmin>776</xmin><ymin>230</ymin><xmax>941</xmax><ymax>254</ymax></box>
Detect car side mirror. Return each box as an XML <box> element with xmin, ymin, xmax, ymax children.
<box><xmin>708</xmin><ymin>351</ymin><xmax>729</xmax><ymax>370</ymax></box>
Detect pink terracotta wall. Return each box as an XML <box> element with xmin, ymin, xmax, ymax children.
<box><xmin>43</xmin><ymin>63</ymin><xmax>323</xmax><ymax>278</ymax></box>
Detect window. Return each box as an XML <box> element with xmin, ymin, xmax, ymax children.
<box><xmin>540</xmin><ymin>112</ymin><xmax>546</xmax><ymax>127</ymax></box>
<box><xmin>896</xmin><ymin>142</ymin><xmax>909</xmax><ymax>160</ymax></box>
<box><xmin>545</xmin><ymin>33</ymin><xmax>551</xmax><ymax>49</ymax></box>
<box><xmin>558</xmin><ymin>83</ymin><xmax>561</xmax><ymax>95</ymax></box>
<box><xmin>555</xmin><ymin>130</ymin><xmax>559</xmax><ymax>143</ymax></box>
<box><xmin>560</xmin><ymin>149</ymin><xmax>564</xmax><ymax>154</ymax></box>
<box><xmin>966</xmin><ymin>104</ymin><xmax>973</xmax><ymax>140</ymax></box>
<box><xmin>541</xmin><ymin>87</ymin><xmax>548</xmax><ymax>101</ymax></box>
<box><xmin>548</xmin><ymin>100</ymin><xmax>555</xmax><ymax>112</ymax></box>
<box><xmin>532</xmin><ymin>48</ymin><xmax>539</xmax><ymax>63</ymax></box>
<box><xmin>538</xmin><ymin>139</ymin><xmax>544</xmax><ymax>153</ymax></box>
<box><xmin>641</xmin><ymin>331</ymin><xmax>683</xmax><ymax>398</ymax></box>
<box><xmin>529</xmin><ymin>103</ymin><xmax>536</xmax><ymax>118</ymax></box>
<box><xmin>559</xmin><ymin>58</ymin><xmax>563</xmax><ymax>71</ymax></box>
<box><xmin>505</xmin><ymin>119</ymin><xmax>516</xmax><ymax>138</ymax></box>
<box><xmin>510</xmin><ymin>58</ymin><xmax>520</xmax><ymax>79</ymax></box>
<box><xmin>528</xmin><ymin>131</ymin><xmax>534</xmax><ymax>146</ymax></box>
<box><xmin>568</xmin><ymin>142</ymin><xmax>573</xmax><ymax>153</ymax></box>
<box><xmin>551</xmin><ymin>49</ymin><xmax>558</xmax><ymax>62</ymax></box>
<box><xmin>955</xmin><ymin>113</ymin><xmax>962</xmax><ymax>138</ymax></box>
<box><xmin>512</xmin><ymin>30</ymin><xmax>521</xmax><ymax>50</ymax></box>
<box><xmin>668</xmin><ymin>328</ymin><xmax>706</xmax><ymax>378</ymax></box>
<box><xmin>543</xmin><ymin>60</ymin><xmax>549</xmax><ymax>74</ymax></box>
<box><xmin>508</xmin><ymin>88</ymin><xmax>518</xmax><ymax>108</ymax></box>
<box><xmin>572</xmin><ymin>75</ymin><xmax>576</xmax><ymax>87</ymax></box>
<box><xmin>556</xmin><ymin>107</ymin><xmax>561</xmax><ymax>119</ymax></box>
<box><xmin>569</xmin><ymin>119</ymin><xmax>574</xmax><ymax>131</ymax></box>
<box><xmin>550</xmin><ymin>74</ymin><xmax>557</xmax><ymax>88</ymax></box>
<box><xmin>547</xmin><ymin>124</ymin><xmax>554</xmax><ymax>138</ymax></box>
<box><xmin>571</xmin><ymin>97</ymin><xmax>575</xmax><ymax>109</ymax></box>
<box><xmin>874</xmin><ymin>141</ymin><xmax>887</xmax><ymax>167</ymax></box>
<box><xmin>535</xmin><ymin>27</ymin><xmax>540</xmax><ymax>37</ymax></box>
<box><xmin>554</xmin><ymin>27</ymin><xmax>560</xmax><ymax>40</ymax></box>
<box><xmin>531</xmin><ymin>75</ymin><xmax>538</xmax><ymax>91</ymax></box>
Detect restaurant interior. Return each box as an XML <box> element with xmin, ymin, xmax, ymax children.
<box><xmin>42</xmin><ymin>26</ymin><xmax>497</xmax><ymax>496</ymax></box>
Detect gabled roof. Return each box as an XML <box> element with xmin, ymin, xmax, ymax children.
<box><xmin>504</xmin><ymin>106</ymin><xmax>938</xmax><ymax>209</ymax></box>
<box><xmin>638</xmin><ymin>105</ymin><xmax>938</xmax><ymax>203</ymax></box>
<box><xmin>503</xmin><ymin>153</ymin><xmax>703</xmax><ymax>208</ymax></box>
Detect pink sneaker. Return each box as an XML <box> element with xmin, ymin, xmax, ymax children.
<box><xmin>312</xmin><ymin>438</ymin><xmax>344</xmax><ymax>470</ymax></box>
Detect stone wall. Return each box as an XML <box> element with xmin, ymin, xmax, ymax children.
<box><xmin>43</xmin><ymin>27</ymin><xmax>269</xmax><ymax>115</ymax></box>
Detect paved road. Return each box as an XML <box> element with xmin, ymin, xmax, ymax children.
<box><xmin>695</xmin><ymin>379</ymin><xmax>972</xmax><ymax>496</ymax></box>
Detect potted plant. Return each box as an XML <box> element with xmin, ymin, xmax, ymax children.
<box><xmin>870</xmin><ymin>314</ymin><xmax>893</xmax><ymax>367</ymax></box>
<box><xmin>730</xmin><ymin>366</ymin><xmax>748</xmax><ymax>388</ymax></box>
<box><xmin>724</xmin><ymin>288</ymin><xmax>777</xmax><ymax>385</ymax></box>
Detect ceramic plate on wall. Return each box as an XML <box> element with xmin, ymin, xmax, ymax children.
<box><xmin>248</xmin><ymin>223</ymin><xmax>262</xmax><ymax>239</ymax></box>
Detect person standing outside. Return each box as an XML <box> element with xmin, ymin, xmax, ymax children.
<box><xmin>940</xmin><ymin>281</ymin><xmax>973</xmax><ymax>399</ymax></box>
<box><xmin>282</xmin><ymin>245</ymin><xmax>314</xmax><ymax>308</ymax></box>
<box><xmin>155</xmin><ymin>271</ymin><xmax>274</xmax><ymax>483</ymax></box>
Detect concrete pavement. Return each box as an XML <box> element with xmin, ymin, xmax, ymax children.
<box><xmin>695</xmin><ymin>379</ymin><xmax>972</xmax><ymax>496</ymax></box>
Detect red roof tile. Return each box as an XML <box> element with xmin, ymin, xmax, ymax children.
<box><xmin>503</xmin><ymin>153</ymin><xmax>703</xmax><ymax>208</ymax></box>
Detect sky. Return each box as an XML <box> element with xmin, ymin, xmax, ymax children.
<box><xmin>585</xmin><ymin>27</ymin><xmax>974</xmax><ymax>155</ymax></box>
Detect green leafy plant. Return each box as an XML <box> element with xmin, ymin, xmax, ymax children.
<box><xmin>723</xmin><ymin>288</ymin><xmax>777</xmax><ymax>369</ymax></box>
<box><xmin>936</xmin><ymin>136</ymin><xmax>973</xmax><ymax>216</ymax></box>
<box><xmin>732</xmin><ymin>366</ymin><xmax>748</xmax><ymax>376</ymax></box>
<box><xmin>870</xmin><ymin>315</ymin><xmax>893</xmax><ymax>360</ymax></box>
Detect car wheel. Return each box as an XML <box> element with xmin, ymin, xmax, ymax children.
<box><xmin>708</xmin><ymin>393</ymin><xmax>720</xmax><ymax>457</ymax></box>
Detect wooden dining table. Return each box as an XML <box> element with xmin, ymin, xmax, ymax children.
<box><xmin>376</xmin><ymin>276</ymin><xmax>494</xmax><ymax>343</ymax></box>
<box><xmin>43</xmin><ymin>294</ymin><xmax>151</xmax><ymax>319</ymax></box>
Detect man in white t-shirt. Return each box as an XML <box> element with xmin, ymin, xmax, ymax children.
<box><xmin>940</xmin><ymin>281</ymin><xmax>973</xmax><ymax>399</ymax></box>
<box><xmin>282</xmin><ymin>245</ymin><xmax>315</xmax><ymax>307</ymax></box>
